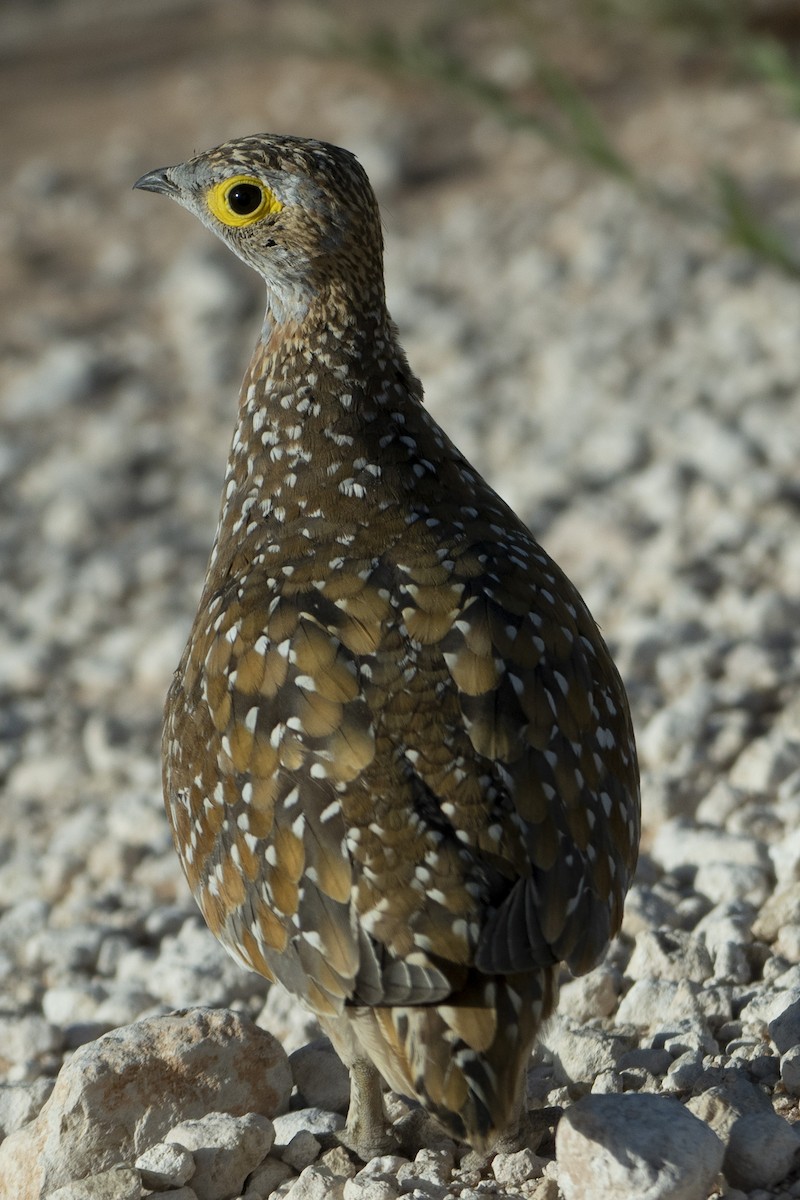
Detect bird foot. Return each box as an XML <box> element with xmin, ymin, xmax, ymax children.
<box><xmin>322</xmin><ymin>1121</ymin><xmax>400</xmax><ymax>1163</ymax></box>
<box><xmin>460</xmin><ymin>1104</ymin><xmax>563</xmax><ymax>1172</ymax></box>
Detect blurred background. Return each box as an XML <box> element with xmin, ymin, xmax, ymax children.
<box><xmin>1</xmin><ymin>0</ymin><xmax>800</xmax><ymax>1038</ymax></box>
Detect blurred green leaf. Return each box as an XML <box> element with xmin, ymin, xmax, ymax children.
<box><xmin>747</xmin><ymin>38</ymin><xmax>800</xmax><ymax>118</ymax></box>
<box><xmin>714</xmin><ymin>168</ymin><xmax>800</xmax><ymax>276</ymax></box>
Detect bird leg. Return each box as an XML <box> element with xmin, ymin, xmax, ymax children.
<box><xmin>338</xmin><ymin>1057</ymin><xmax>399</xmax><ymax>1161</ymax></box>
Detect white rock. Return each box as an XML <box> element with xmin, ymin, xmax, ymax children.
<box><xmin>617</xmin><ymin>1047</ymin><xmax>672</xmax><ymax>1076</ymax></box>
<box><xmin>729</xmin><ymin>731</ymin><xmax>800</xmax><ymax>791</ymax></box>
<box><xmin>538</xmin><ymin>1016</ymin><xmax>626</xmax><ymax>1085</ymax></box>
<box><xmin>768</xmin><ymin>827</ymin><xmax>800</xmax><ymax>887</ymax></box>
<box><xmin>410</xmin><ymin>1147</ymin><xmax>454</xmax><ymax>1183</ymax></box>
<box><xmin>768</xmin><ymin>997</ymin><xmax>800</xmax><ymax>1054</ymax></box>
<box><xmin>0</xmin><ymin>898</ymin><xmax>50</xmax><ymax>951</ymax></box>
<box><xmin>661</xmin><ymin>1052</ymin><xmax>703</xmax><ymax>1093</ymax></box>
<box><xmin>723</xmin><ymin>1111</ymin><xmax>800</xmax><ymax>1190</ymax></box>
<box><xmin>693</xmin><ymin>860</ymin><xmax>772</xmax><ymax>907</ymax></box>
<box><xmin>245</xmin><ymin>1156</ymin><xmax>295</xmax><ymax>1198</ymax></box>
<box><xmin>25</xmin><ymin>924</ymin><xmax>104</xmax><ymax>974</ymax></box>
<box><xmin>144</xmin><ymin>922</ymin><xmax>265</xmax><ymax>1008</ymax></box>
<box><xmin>776</xmin><ymin>923</ymin><xmax>800</xmax><ymax>963</ymax></box>
<box><xmin>694</xmin><ymin>901</ymin><xmax>755</xmax><ymax>953</ymax></box>
<box><xmin>166</xmin><ymin>1112</ymin><xmax>274</xmax><ymax>1200</ymax></box>
<box><xmin>556</xmin><ymin>1094</ymin><xmax>724</xmax><ymax>1200</ymax></box>
<box><xmin>685</xmin><ymin>1072</ymin><xmax>773</xmax><ymax>1144</ymax></box>
<box><xmin>0</xmin><ymin>1008</ymin><xmax>290</xmax><ymax>1200</ymax></box>
<box><xmin>492</xmin><ymin>1148</ymin><xmax>546</xmax><ymax>1187</ymax></box>
<box><xmin>284</xmin><ymin>1164</ymin><xmax>346</xmax><ymax>1200</ymax></box>
<box><xmin>741</xmin><ymin>986</ymin><xmax>800</xmax><ymax>1033</ymax></box>
<box><xmin>558</xmin><ymin>965</ymin><xmax>619</xmax><ymax>1022</ymax></box>
<box><xmin>280</xmin><ymin>1130</ymin><xmax>321</xmax><ymax>1171</ymax></box>
<box><xmin>781</xmin><ymin>1045</ymin><xmax>800</xmax><ymax>1096</ymax></box>
<box><xmin>776</xmin><ymin>872</ymin><xmax>800</xmax><ymax>920</ymax></box>
<box><xmin>289</xmin><ymin>1039</ymin><xmax>350</xmax><ymax>1114</ymax></box>
<box><xmin>3</xmin><ymin>342</ymin><xmax>97</xmax><ymax>419</ymax></box>
<box><xmin>256</xmin><ymin>988</ymin><xmax>321</xmax><ymax>1055</ymax></box>
<box><xmin>709</xmin><ymin>940</ymin><xmax>751</xmax><ymax>985</ymax></box>
<box><xmin>272</xmin><ymin>1108</ymin><xmax>345</xmax><ymax>1145</ymax></box>
<box><xmin>355</xmin><ymin>1156</ymin><xmax>410</xmax><ymax>1179</ymax></box>
<box><xmin>343</xmin><ymin>1176</ymin><xmax>399</xmax><ymax>1200</ymax></box>
<box><xmin>135</xmin><ymin>1140</ymin><xmax>195</xmax><ymax>1188</ymax></box>
<box><xmin>651</xmin><ymin>820</ymin><xmax>769</xmax><ymax>874</ymax></box>
<box><xmin>0</xmin><ymin>1079</ymin><xmax>54</xmax><ymax>1137</ymax></box>
<box><xmin>622</xmin><ymin>883</ymin><xmax>681</xmax><ymax>937</ymax></box>
<box><xmin>149</xmin><ymin>1190</ymin><xmax>198</xmax><ymax>1200</ymax></box>
<box><xmin>48</xmin><ymin>1167</ymin><xmax>143</xmax><ymax>1199</ymax></box>
<box><xmin>42</xmin><ymin>983</ymin><xmax>109</xmax><ymax>1027</ymax></box>
<box><xmin>0</xmin><ymin>1013</ymin><xmax>62</xmax><ymax>1068</ymax></box>
<box><xmin>626</xmin><ymin>929</ymin><xmax>712</xmax><ymax>984</ymax></box>
<box><xmin>616</xmin><ymin>979</ymin><xmax>704</xmax><ymax>1028</ymax></box>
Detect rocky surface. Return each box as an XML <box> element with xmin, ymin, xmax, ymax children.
<box><xmin>2</xmin><ymin>2</ymin><xmax>800</xmax><ymax>1197</ymax></box>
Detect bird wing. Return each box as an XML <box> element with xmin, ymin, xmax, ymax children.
<box><xmin>165</xmin><ymin>507</ymin><xmax>638</xmax><ymax>1018</ymax></box>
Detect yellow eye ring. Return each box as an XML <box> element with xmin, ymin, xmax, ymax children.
<box><xmin>206</xmin><ymin>174</ymin><xmax>283</xmax><ymax>228</ymax></box>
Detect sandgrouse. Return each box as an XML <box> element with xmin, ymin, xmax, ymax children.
<box><xmin>135</xmin><ymin>133</ymin><xmax>640</xmax><ymax>1158</ymax></box>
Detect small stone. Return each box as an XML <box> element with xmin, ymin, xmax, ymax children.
<box><xmin>280</xmin><ymin>1130</ymin><xmax>322</xmax><ymax>1171</ymax></box>
<box><xmin>290</xmin><ymin>1039</ymin><xmax>351</xmax><ymax>1115</ymax></box>
<box><xmin>166</xmin><ymin>1111</ymin><xmax>274</xmax><ymax>1200</ymax></box>
<box><xmin>556</xmin><ymin>1094</ymin><xmax>724</xmax><ymax>1200</ymax></box>
<box><xmin>135</xmin><ymin>1141</ymin><xmax>195</xmax><ymax>1188</ymax></box>
<box><xmin>723</xmin><ymin>1111</ymin><xmax>800</xmax><ymax>1190</ymax></box>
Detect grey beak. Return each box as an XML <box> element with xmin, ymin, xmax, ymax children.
<box><xmin>133</xmin><ymin>167</ymin><xmax>178</xmax><ymax>196</ymax></box>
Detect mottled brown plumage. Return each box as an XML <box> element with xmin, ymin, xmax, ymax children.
<box><xmin>135</xmin><ymin>133</ymin><xmax>640</xmax><ymax>1156</ymax></box>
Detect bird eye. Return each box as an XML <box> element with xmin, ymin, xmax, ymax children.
<box><xmin>207</xmin><ymin>174</ymin><xmax>283</xmax><ymax>228</ymax></box>
<box><xmin>227</xmin><ymin>183</ymin><xmax>263</xmax><ymax>215</ymax></box>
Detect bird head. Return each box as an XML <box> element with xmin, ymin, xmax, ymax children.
<box><xmin>134</xmin><ymin>133</ymin><xmax>385</xmax><ymax>324</ymax></box>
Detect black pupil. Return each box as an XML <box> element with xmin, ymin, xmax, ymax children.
<box><xmin>227</xmin><ymin>183</ymin><xmax>263</xmax><ymax>215</ymax></box>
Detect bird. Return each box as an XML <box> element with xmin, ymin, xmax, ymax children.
<box><xmin>134</xmin><ymin>133</ymin><xmax>640</xmax><ymax>1159</ymax></box>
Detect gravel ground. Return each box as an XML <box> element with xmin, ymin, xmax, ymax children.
<box><xmin>2</xmin><ymin>4</ymin><xmax>800</xmax><ymax>1198</ymax></box>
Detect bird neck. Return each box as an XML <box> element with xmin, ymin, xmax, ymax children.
<box><xmin>205</xmin><ymin>294</ymin><xmax>425</xmax><ymax>577</ymax></box>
